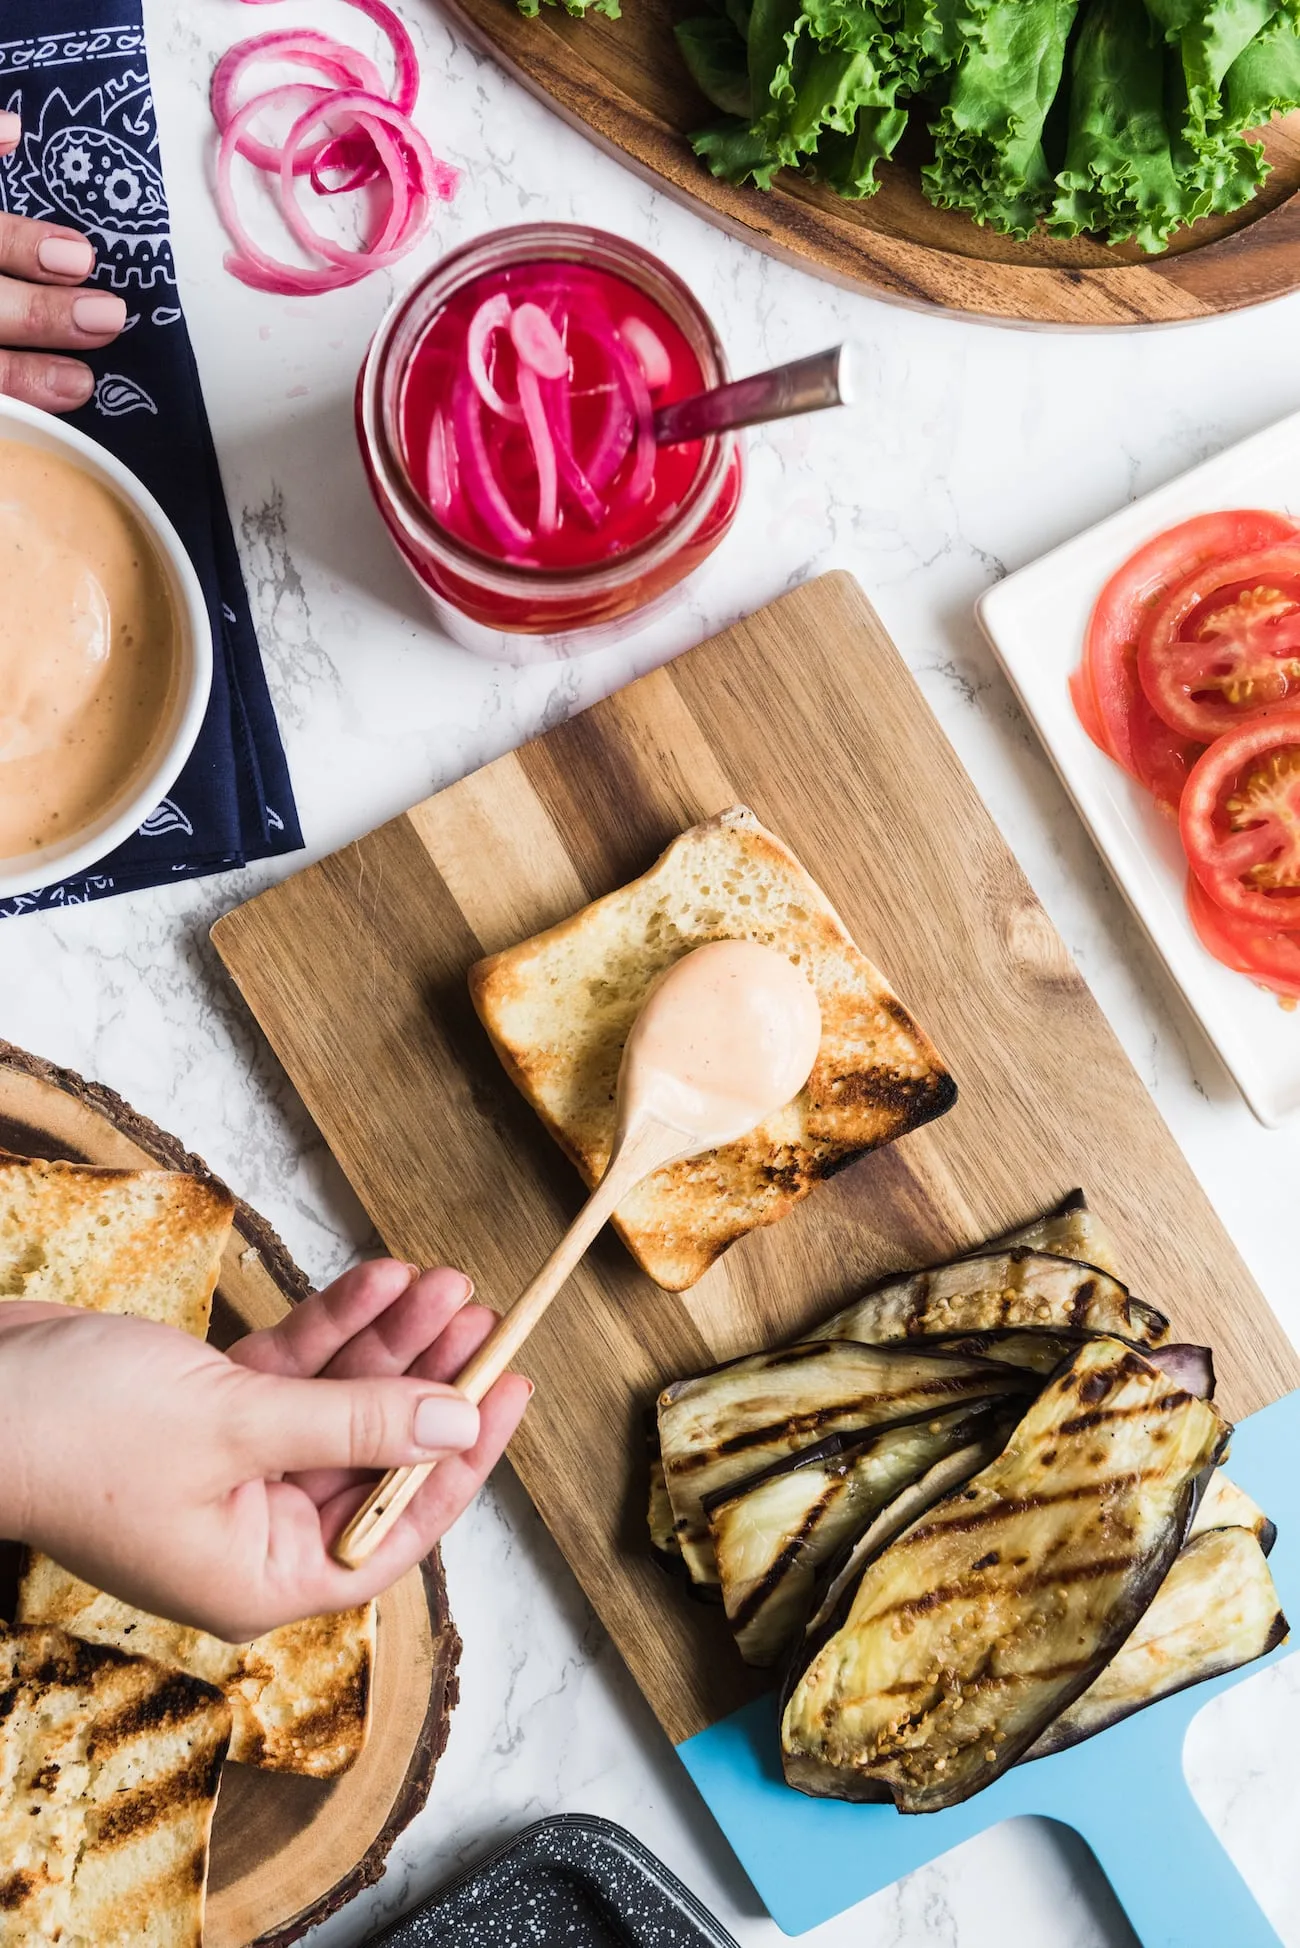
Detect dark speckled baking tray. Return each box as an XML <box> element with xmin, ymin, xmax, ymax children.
<box><xmin>366</xmin><ymin>1815</ymin><xmax>741</xmax><ymax>1946</ymax></box>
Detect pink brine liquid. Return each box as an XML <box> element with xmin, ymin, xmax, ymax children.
<box><xmin>399</xmin><ymin>261</ymin><xmax>719</xmax><ymax>573</ymax></box>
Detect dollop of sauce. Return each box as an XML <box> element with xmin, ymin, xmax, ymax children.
<box><xmin>619</xmin><ymin>939</ymin><xmax>823</xmax><ymax>1149</ymax></box>
<box><xmin>0</xmin><ymin>439</ymin><xmax>178</xmax><ymax>859</ymax></box>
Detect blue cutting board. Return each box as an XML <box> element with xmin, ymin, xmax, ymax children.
<box><xmin>677</xmin><ymin>1387</ymin><xmax>1300</xmax><ymax>1942</ymax></box>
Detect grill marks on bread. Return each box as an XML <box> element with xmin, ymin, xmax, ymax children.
<box><xmin>0</xmin><ymin>1624</ymin><xmax>230</xmax><ymax>1947</ymax></box>
<box><xmin>16</xmin><ymin>1562</ymin><xmax>375</xmax><ymax>1780</ymax></box>
<box><xmin>470</xmin><ymin>806</ymin><xmax>955</xmax><ymax>1291</ymax></box>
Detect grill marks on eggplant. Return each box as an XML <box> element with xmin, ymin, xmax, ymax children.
<box><xmin>780</xmin><ymin>1339</ymin><xmax>1229</xmax><ymax>1813</ymax></box>
<box><xmin>657</xmin><ymin>1341</ymin><xmax>1037</xmax><ymax>1586</ymax></box>
<box><xmin>705</xmin><ymin>1407</ymin><xmax>1014</xmax><ymax>1666</ymax></box>
<box><xmin>1025</xmin><ymin>1525</ymin><xmax>1286</xmax><ymax>1760</ymax></box>
<box><xmin>815</xmin><ymin>1251</ymin><xmax>1167</xmax><ymax>1350</ymax></box>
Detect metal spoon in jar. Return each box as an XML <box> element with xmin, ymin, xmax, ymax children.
<box><xmin>653</xmin><ymin>343</ymin><xmax>856</xmax><ymax>447</ymax></box>
<box><xmin>333</xmin><ymin>939</ymin><xmax>822</xmax><ymax>1569</ymax></box>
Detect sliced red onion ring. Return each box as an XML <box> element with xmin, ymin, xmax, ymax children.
<box><xmin>517</xmin><ymin>366</ymin><xmax>559</xmax><ymax>537</ymax></box>
<box><xmin>619</xmin><ymin>314</ymin><xmax>672</xmax><ymax>391</ymax></box>
<box><xmin>211</xmin><ymin>33</ymin><xmax>383</xmax><ymax>176</ymax></box>
<box><xmin>218</xmin><ymin>87</ymin><xmax>412</xmax><ymax>294</ymax></box>
<box><xmin>278</xmin><ymin>94</ymin><xmax>429</xmax><ymax>272</ymax></box>
<box><xmin>426</xmin><ymin>408</ymin><xmax>456</xmax><ymax>516</ymax></box>
<box><xmin>467</xmin><ymin>295</ymin><xmax>523</xmax><ymax>423</ymax></box>
<box><xmin>233</xmin><ymin>0</ymin><xmax>418</xmax><ymax>111</ymax></box>
<box><xmin>511</xmin><ymin>302</ymin><xmax>569</xmax><ymax>382</ymax></box>
<box><xmin>453</xmin><ymin>375</ymin><xmax>533</xmax><ymax>557</ymax></box>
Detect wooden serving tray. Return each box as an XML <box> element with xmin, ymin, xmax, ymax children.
<box><xmin>0</xmin><ymin>1044</ymin><xmax>460</xmax><ymax>1948</ymax></box>
<box><xmin>211</xmin><ymin>572</ymin><xmax>1300</xmax><ymax>1753</ymax></box>
<box><xmin>438</xmin><ymin>0</ymin><xmax>1300</xmax><ymax>326</ymax></box>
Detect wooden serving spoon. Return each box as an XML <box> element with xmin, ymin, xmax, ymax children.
<box><xmin>333</xmin><ymin>939</ymin><xmax>823</xmax><ymax>1569</ymax></box>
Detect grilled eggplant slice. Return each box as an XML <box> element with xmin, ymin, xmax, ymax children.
<box><xmin>780</xmin><ymin>1337</ymin><xmax>1228</xmax><ymax>1813</ymax></box>
<box><xmin>1191</xmin><ymin>1470</ymin><xmax>1276</xmax><ymax>1554</ymax></box>
<box><xmin>1026</xmin><ymin>1526</ymin><xmax>1286</xmax><ymax>1760</ymax></box>
<box><xmin>979</xmin><ymin>1189</ymin><xmax>1125</xmax><ymax>1281</ymax></box>
<box><xmin>815</xmin><ymin>1251</ymin><xmax>1168</xmax><ymax>1350</ymax></box>
<box><xmin>919</xmin><ymin>1329</ymin><xmax>1084</xmax><ymax>1376</ymax></box>
<box><xmin>1146</xmin><ymin>1342</ymin><xmax>1215</xmax><ymax>1398</ymax></box>
<box><xmin>706</xmin><ymin>1406</ymin><xmax>1012</xmax><ymax>1667</ymax></box>
<box><xmin>647</xmin><ymin>1426</ymin><xmax>684</xmax><ymax>1571</ymax></box>
<box><xmin>658</xmin><ymin>1341</ymin><xmax>1035</xmax><ymax>1587</ymax></box>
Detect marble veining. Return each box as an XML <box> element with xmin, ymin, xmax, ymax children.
<box><xmin>0</xmin><ymin>1</ymin><xmax>1298</xmax><ymax>1941</ymax></box>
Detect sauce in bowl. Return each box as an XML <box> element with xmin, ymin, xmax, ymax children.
<box><xmin>0</xmin><ymin>439</ymin><xmax>179</xmax><ymax>859</ymax></box>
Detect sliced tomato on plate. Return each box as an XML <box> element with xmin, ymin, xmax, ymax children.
<box><xmin>1181</xmin><ymin>705</ymin><xmax>1300</xmax><ymax>926</ymax></box>
<box><xmin>1073</xmin><ymin>509</ymin><xmax>1298</xmax><ymax>803</ymax></box>
<box><xmin>1186</xmin><ymin>871</ymin><xmax>1300</xmax><ymax>999</ymax></box>
<box><xmin>1139</xmin><ymin>542</ymin><xmax>1300</xmax><ymax>741</ymax></box>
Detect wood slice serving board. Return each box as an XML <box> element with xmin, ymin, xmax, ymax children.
<box><xmin>438</xmin><ymin>0</ymin><xmax>1300</xmax><ymax>327</ymax></box>
<box><xmin>212</xmin><ymin>571</ymin><xmax>1300</xmax><ymax>1760</ymax></box>
<box><xmin>0</xmin><ymin>1044</ymin><xmax>461</xmax><ymax>1948</ymax></box>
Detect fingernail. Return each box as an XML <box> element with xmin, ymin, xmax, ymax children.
<box><xmin>0</xmin><ymin>112</ymin><xmax>20</xmax><ymax>150</ymax></box>
<box><xmin>414</xmin><ymin>1393</ymin><xmax>479</xmax><ymax>1452</ymax></box>
<box><xmin>405</xmin><ymin>1263</ymin><xmax>421</xmax><ymax>1280</ymax></box>
<box><xmin>524</xmin><ymin>1380</ymin><xmax>536</xmax><ymax>1401</ymax></box>
<box><xmin>72</xmin><ymin>292</ymin><xmax>127</xmax><ymax>335</ymax></box>
<box><xmin>47</xmin><ymin>360</ymin><xmax>94</xmax><ymax>405</ymax></box>
<box><xmin>38</xmin><ymin>236</ymin><xmax>94</xmax><ymax>278</ymax></box>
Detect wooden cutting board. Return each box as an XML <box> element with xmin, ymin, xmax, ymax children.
<box><xmin>439</xmin><ymin>0</ymin><xmax>1300</xmax><ymax>327</ymax></box>
<box><xmin>212</xmin><ymin>571</ymin><xmax>1300</xmax><ymax>1752</ymax></box>
<box><xmin>0</xmin><ymin>1044</ymin><xmax>460</xmax><ymax>1948</ymax></box>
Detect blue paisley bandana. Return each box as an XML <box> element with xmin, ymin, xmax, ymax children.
<box><xmin>0</xmin><ymin>5</ymin><xmax>302</xmax><ymax>917</ymax></box>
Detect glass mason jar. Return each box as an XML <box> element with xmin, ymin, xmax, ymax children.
<box><xmin>356</xmin><ymin>223</ymin><xmax>743</xmax><ymax>663</ymax></box>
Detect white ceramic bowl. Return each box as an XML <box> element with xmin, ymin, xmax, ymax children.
<box><xmin>0</xmin><ymin>394</ymin><xmax>213</xmax><ymax>901</ymax></box>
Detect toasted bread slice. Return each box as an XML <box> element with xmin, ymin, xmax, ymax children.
<box><xmin>470</xmin><ymin>807</ymin><xmax>956</xmax><ymax>1290</ymax></box>
<box><xmin>0</xmin><ymin>1155</ymin><xmax>233</xmax><ymax>1338</ymax></box>
<box><xmin>0</xmin><ymin>1623</ymin><xmax>230</xmax><ymax>1946</ymax></box>
<box><xmin>16</xmin><ymin>1560</ymin><xmax>375</xmax><ymax>1780</ymax></box>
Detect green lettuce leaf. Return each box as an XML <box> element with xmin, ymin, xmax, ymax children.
<box><xmin>922</xmin><ymin>0</ymin><xmax>1079</xmax><ymax>237</ymax></box>
<box><xmin>1223</xmin><ymin>8</ymin><xmax>1300</xmax><ymax>127</ymax></box>
<box><xmin>1145</xmin><ymin>0</ymin><xmax>1283</xmax><ymax>135</ymax></box>
<box><xmin>676</xmin><ymin>15</ymin><xmax>755</xmax><ymax>116</ymax></box>
<box><xmin>812</xmin><ymin>100</ymin><xmax>910</xmax><ymax>192</ymax></box>
<box><xmin>1049</xmin><ymin>0</ymin><xmax>1199</xmax><ymax>250</ymax></box>
<box><xmin>691</xmin><ymin>116</ymin><xmax>785</xmax><ymax>184</ymax></box>
<box><xmin>516</xmin><ymin>0</ymin><xmax>620</xmax><ymax>16</ymax></box>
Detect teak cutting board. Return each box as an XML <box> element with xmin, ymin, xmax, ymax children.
<box><xmin>438</xmin><ymin>0</ymin><xmax>1300</xmax><ymax>327</ymax></box>
<box><xmin>0</xmin><ymin>1045</ymin><xmax>460</xmax><ymax>1948</ymax></box>
<box><xmin>213</xmin><ymin>572</ymin><xmax>1300</xmax><ymax>1756</ymax></box>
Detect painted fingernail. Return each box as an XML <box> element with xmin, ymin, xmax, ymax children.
<box><xmin>72</xmin><ymin>292</ymin><xmax>127</xmax><ymax>335</ymax></box>
<box><xmin>38</xmin><ymin>236</ymin><xmax>94</xmax><ymax>278</ymax></box>
<box><xmin>0</xmin><ymin>112</ymin><xmax>20</xmax><ymax>150</ymax></box>
<box><xmin>414</xmin><ymin>1393</ymin><xmax>479</xmax><ymax>1452</ymax></box>
<box><xmin>47</xmin><ymin>360</ymin><xmax>94</xmax><ymax>405</ymax></box>
<box><xmin>524</xmin><ymin>1380</ymin><xmax>536</xmax><ymax>1401</ymax></box>
<box><xmin>405</xmin><ymin>1263</ymin><xmax>422</xmax><ymax>1280</ymax></box>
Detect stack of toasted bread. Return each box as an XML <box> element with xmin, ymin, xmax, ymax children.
<box><xmin>0</xmin><ymin>1156</ymin><xmax>375</xmax><ymax>1946</ymax></box>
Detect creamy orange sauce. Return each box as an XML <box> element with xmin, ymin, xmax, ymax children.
<box><xmin>0</xmin><ymin>439</ymin><xmax>178</xmax><ymax>858</ymax></box>
<box><xmin>620</xmin><ymin>939</ymin><xmax>823</xmax><ymax>1148</ymax></box>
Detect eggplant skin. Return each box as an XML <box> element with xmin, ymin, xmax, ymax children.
<box><xmin>706</xmin><ymin>1407</ymin><xmax>1012</xmax><ymax>1667</ymax></box>
<box><xmin>815</xmin><ymin>1251</ymin><xmax>1167</xmax><ymax>1351</ymax></box>
<box><xmin>780</xmin><ymin>1337</ymin><xmax>1229</xmax><ymax>1814</ymax></box>
<box><xmin>657</xmin><ymin>1340</ymin><xmax>1035</xmax><ymax>1588</ymax></box>
<box><xmin>1025</xmin><ymin>1526</ymin><xmax>1286</xmax><ymax>1760</ymax></box>
<box><xmin>1192</xmin><ymin>1470</ymin><xmax>1276</xmax><ymax>1556</ymax></box>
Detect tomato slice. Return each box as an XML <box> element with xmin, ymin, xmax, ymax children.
<box><xmin>1072</xmin><ymin>510</ymin><xmax>1295</xmax><ymax>803</ymax></box>
<box><xmin>1139</xmin><ymin>542</ymin><xmax>1300</xmax><ymax>740</ymax></box>
<box><xmin>1186</xmin><ymin>871</ymin><xmax>1300</xmax><ymax>999</ymax></box>
<box><xmin>1181</xmin><ymin>705</ymin><xmax>1300</xmax><ymax>926</ymax></box>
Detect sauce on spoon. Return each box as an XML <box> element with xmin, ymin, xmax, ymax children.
<box><xmin>617</xmin><ymin>938</ymin><xmax>823</xmax><ymax>1150</ymax></box>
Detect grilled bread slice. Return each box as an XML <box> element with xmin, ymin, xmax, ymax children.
<box><xmin>0</xmin><ymin>1155</ymin><xmax>234</xmax><ymax>1338</ymax></box>
<box><xmin>0</xmin><ymin>1624</ymin><xmax>230</xmax><ymax>1946</ymax></box>
<box><xmin>17</xmin><ymin>1559</ymin><xmax>375</xmax><ymax>1780</ymax></box>
<box><xmin>470</xmin><ymin>806</ymin><xmax>956</xmax><ymax>1290</ymax></box>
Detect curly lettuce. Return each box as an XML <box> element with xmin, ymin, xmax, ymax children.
<box><xmin>922</xmin><ymin>0</ymin><xmax>1079</xmax><ymax>237</ymax></box>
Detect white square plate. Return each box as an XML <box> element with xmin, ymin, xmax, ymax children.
<box><xmin>977</xmin><ymin>411</ymin><xmax>1300</xmax><ymax>1128</ymax></box>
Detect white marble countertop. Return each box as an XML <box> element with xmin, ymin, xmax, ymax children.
<box><xmin>5</xmin><ymin>1</ymin><xmax>1300</xmax><ymax>1941</ymax></box>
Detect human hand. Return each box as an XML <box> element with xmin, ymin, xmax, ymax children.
<box><xmin>0</xmin><ymin>1260</ymin><xmax>530</xmax><ymax>1641</ymax></box>
<box><xmin>0</xmin><ymin>111</ymin><xmax>128</xmax><ymax>411</ymax></box>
